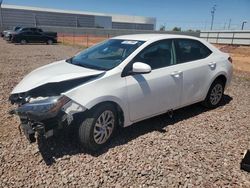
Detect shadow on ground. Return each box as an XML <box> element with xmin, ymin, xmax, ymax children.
<box><xmin>38</xmin><ymin>95</ymin><xmax>232</xmax><ymax>165</ymax></box>
<box><xmin>14</xmin><ymin>43</ymin><xmax>58</xmax><ymax>45</ymax></box>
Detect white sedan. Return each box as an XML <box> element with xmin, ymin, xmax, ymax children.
<box><xmin>9</xmin><ymin>34</ymin><xmax>233</xmax><ymax>151</ymax></box>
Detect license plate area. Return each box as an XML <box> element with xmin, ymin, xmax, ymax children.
<box><xmin>21</xmin><ymin>123</ymin><xmax>36</xmax><ymax>143</ymax></box>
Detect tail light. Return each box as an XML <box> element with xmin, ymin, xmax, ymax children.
<box><xmin>228</xmin><ymin>57</ymin><xmax>233</xmax><ymax>63</ymax></box>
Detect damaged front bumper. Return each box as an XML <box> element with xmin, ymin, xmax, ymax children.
<box><xmin>9</xmin><ymin>95</ymin><xmax>86</xmax><ymax>143</ymax></box>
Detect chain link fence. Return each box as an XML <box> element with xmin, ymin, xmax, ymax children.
<box><xmin>57</xmin><ymin>33</ymin><xmax>110</xmax><ymax>47</ymax></box>
<box><xmin>0</xmin><ymin>25</ymin><xmax>200</xmax><ymax>47</ymax></box>
<box><xmin>40</xmin><ymin>26</ymin><xmax>200</xmax><ymax>47</ymax></box>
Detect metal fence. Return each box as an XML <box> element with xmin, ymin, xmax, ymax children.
<box><xmin>200</xmin><ymin>30</ymin><xmax>250</xmax><ymax>45</ymax></box>
<box><xmin>0</xmin><ymin>25</ymin><xmax>200</xmax><ymax>36</ymax></box>
<box><xmin>44</xmin><ymin>26</ymin><xmax>200</xmax><ymax>47</ymax></box>
<box><xmin>50</xmin><ymin>26</ymin><xmax>198</xmax><ymax>36</ymax></box>
<box><xmin>57</xmin><ymin>33</ymin><xmax>110</xmax><ymax>47</ymax></box>
<box><xmin>1</xmin><ymin>25</ymin><xmax>200</xmax><ymax>47</ymax></box>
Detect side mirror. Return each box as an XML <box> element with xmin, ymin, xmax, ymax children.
<box><xmin>132</xmin><ymin>62</ymin><xmax>151</xmax><ymax>74</ymax></box>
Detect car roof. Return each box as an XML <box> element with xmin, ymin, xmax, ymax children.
<box><xmin>112</xmin><ymin>34</ymin><xmax>199</xmax><ymax>42</ymax></box>
<box><xmin>21</xmin><ymin>27</ymin><xmax>40</xmax><ymax>29</ymax></box>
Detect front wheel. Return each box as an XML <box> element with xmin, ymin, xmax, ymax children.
<box><xmin>78</xmin><ymin>103</ymin><xmax>117</xmax><ymax>151</ymax></box>
<box><xmin>203</xmin><ymin>79</ymin><xmax>225</xmax><ymax>108</ymax></box>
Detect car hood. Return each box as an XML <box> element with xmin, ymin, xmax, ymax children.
<box><xmin>3</xmin><ymin>30</ymin><xmax>12</xmax><ymax>34</ymax></box>
<box><xmin>5</xmin><ymin>31</ymin><xmax>16</xmax><ymax>35</ymax></box>
<box><xmin>11</xmin><ymin>60</ymin><xmax>104</xmax><ymax>94</ymax></box>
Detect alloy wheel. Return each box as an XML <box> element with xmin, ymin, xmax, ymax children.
<box><xmin>210</xmin><ymin>83</ymin><xmax>223</xmax><ymax>105</ymax></box>
<box><xmin>93</xmin><ymin>110</ymin><xmax>115</xmax><ymax>144</ymax></box>
<box><xmin>47</xmin><ymin>40</ymin><xmax>53</xmax><ymax>45</ymax></box>
<box><xmin>20</xmin><ymin>39</ymin><xmax>27</xmax><ymax>45</ymax></box>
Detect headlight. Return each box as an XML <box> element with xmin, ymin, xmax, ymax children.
<box><xmin>62</xmin><ymin>100</ymin><xmax>87</xmax><ymax>115</ymax></box>
<box><xmin>16</xmin><ymin>95</ymin><xmax>71</xmax><ymax>120</ymax></box>
<box><xmin>28</xmin><ymin>95</ymin><xmax>70</xmax><ymax>113</ymax></box>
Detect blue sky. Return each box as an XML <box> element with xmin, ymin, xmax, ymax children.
<box><xmin>2</xmin><ymin>0</ymin><xmax>250</xmax><ymax>30</ymax></box>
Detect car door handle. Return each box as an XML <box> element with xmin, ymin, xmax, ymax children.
<box><xmin>171</xmin><ymin>71</ymin><xmax>182</xmax><ymax>78</ymax></box>
<box><xmin>208</xmin><ymin>62</ymin><xmax>216</xmax><ymax>68</ymax></box>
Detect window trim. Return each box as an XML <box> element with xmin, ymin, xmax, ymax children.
<box><xmin>121</xmin><ymin>39</ymin><xmax>176</xmax><ymax>77</ymax></box>
<box><xmin>173</xmin><ymin>38</ymin><xmax>212</xmax><ymax>64</ymax></box>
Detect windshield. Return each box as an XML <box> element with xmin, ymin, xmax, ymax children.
<box><xmin>14</xmin><ymin>26</ymin><xmax>21</xmax><ymax>31</ymax></box>
<box><xmin>67</xmin><ymin>39</ymin><xmax>145</xmax><ymax>70</ymax></box>
<box><xmin>16</xmin><ymin>28</ymin><xmax>23</xmax><ymax>32</ymax></box>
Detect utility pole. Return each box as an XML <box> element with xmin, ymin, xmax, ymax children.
<box><xmin>0</xmin><ymin>0</ymin><xmax>3</xmax><ymax>27</ymax></box>
<box><xmin>241</xmin><ymin>21</ymin><xmax>247</xmax><ymax>30</ymax></box>
<box><xmin>210</xmin><ymin>4</ymin><xmax>216</xmax><ymax>30</ymax></box>
<box><xmin>33</xmin><ymin>13</ymin><xmax>37</xmax><ymax>27</ymax></box>
<box><xmin>204</xmin><ymin>21</ymin><xmax>207</xmax><ymax>30</ymax></box>
<box><xmin>223</xmin><ymin>22</ymin><xmax>226</xmax><ymax>30</ymax></box>
<box><xmin>228</xmin><ymin>19</ymin><xmax>231</xmax><ymax>30</ymax></box>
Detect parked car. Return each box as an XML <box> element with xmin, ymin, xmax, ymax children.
<box><xmin>6</xmin><ymin>27</ymin><xmax>57</xmax><ymax>44</ymax></box>
<box><xmin>9</xmin><ymin>34</ymin><xmax>233</xmax><ymax>151</ymax></box>
<box><xmin>1</xmin><ymin>26</ymin><xmax>22</xmax><ymax>38</ymax></box>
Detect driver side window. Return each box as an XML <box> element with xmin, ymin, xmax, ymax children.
<box><xmin>133</xmin><ymin>39</ymin><xmax>174</xmax><ymax>70</ymax></box>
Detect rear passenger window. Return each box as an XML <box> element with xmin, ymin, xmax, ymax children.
<box><xmin>175</xmin><ymin>39</ymin><xmax>212</xmax><ymax>63</ymax></box>
<box><xmin>21</xmin><ymin>28</ymin><xmax>29</xmax><ymax>31</ymax></box>
<box><xmin>22</xmin><ymin>31</ymin><xmax>33</xmax><ymax>35</ymax></box>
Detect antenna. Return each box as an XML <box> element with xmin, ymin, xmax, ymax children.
<box><xmin>210</xmin><ymin>4</ymin><xmax>216</xmax><ymax>30</ymax></box>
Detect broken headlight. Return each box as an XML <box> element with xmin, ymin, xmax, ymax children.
<box><xmin>16</xmin><ymin>95</ymin><xmax>71</xmax><ymax>120</ymax></box>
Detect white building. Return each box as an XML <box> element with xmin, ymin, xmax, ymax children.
<box><xmin>0</xmin><ymin>4</ymin><xmax>156</xmax><ymax>30</ymax></box>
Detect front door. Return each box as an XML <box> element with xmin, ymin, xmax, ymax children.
<box><xmin>125</xmin><ymin>39</ymin><xmax>182</xmax><ymax>122</ymax></box>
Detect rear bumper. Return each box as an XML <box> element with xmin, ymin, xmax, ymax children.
<box><xmin>225</xmin><ymin>64</ymin><xmax>233</xmax><ymax>90</ymax></box>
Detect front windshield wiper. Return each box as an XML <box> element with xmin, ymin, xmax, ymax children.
<box><xmin>80</xmin><ymin>63</ymin><xmax>108</xmax><ymax>71</ymax></box>
<box><xmin>66</xmin><ymin>57</ymin><xmax>73</xmax><ymax>63</ymax></box>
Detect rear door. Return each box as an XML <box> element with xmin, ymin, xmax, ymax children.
<box><xmin>125</xmin><ymin>39</ymin><xmax>182</xmax><ymax>122</ymax></box>
<box><xmin>173</xmin><ymin>39</ymin><xmax>213</xmax><ymax>106</ymax></box>
<box><xmin>31</xmin><ymin>31</ymin><xmax>43</xmax><ymax>42</ymax></box>
<box><xmin>30</xmin><ymin>28</ymin><xmax>43</xmax><ymax>42</ymax></box>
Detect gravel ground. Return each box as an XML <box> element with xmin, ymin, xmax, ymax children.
<box><xmin>0</xmin><ymin>39</ymin><xmax>250</xmax><ymax>187</ymax></box>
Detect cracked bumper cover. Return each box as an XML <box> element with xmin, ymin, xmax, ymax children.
<box><xmin>10</xmin><ymin>95</ymin><xmax>86</xmax><ymax>142</ymax></box>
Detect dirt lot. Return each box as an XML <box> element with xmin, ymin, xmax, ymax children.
<box><xmin>0</xmin><ymin>39</ymin><xmax>250</xmax><ymax>187</ymax></box>
<box><xmin>57</xmin><ymin>34</ymin><xmax>109</xmax><ymax>48</ymax></box>
<box><xmin>217</xmin><ymin>45</ymin><xmax>250</xmax><ymax>72</ymax></box>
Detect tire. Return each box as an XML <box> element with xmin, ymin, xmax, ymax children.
<box><xmin>78</xmin><ymin>103</ymin><xmax>117</xmax><ymax>151</ymax></box>
<box><xmin>47</xmin><ymin>39</ymin><xmax>53</xmax><ymax>45</ymax></box>
<box><xmin>203</xmin><ymin>79</ymin><xmax>225</xmax><ymax>108</ymax></box>
<box><xmin>20</xmin><ymin>39</ymin><xmax>27</xmax><ymax>45</ymax></box>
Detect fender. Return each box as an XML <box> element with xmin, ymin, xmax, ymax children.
<box><xmin>65</xmin><ymin>94</ymin><xmax>131</xmax><ymax>127</ymax></box>
<box><xmin>202</xmin><ymin>71</ymin><xmax>228</xmax><ymax>101</ymax></box>
<box><xmin>63</xmin><ymin>71</ymin><xmax>132</xmax><ymax>127</ymax></box>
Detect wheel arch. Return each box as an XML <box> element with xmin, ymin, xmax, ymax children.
<box><xmin>203</xmin><ymin>72</ymin><xmax>228</xmax><ymax>100</ymax></box>
<box><xmin>84</xmin><ymin>97</ymin><xmax>126</xmax><ymax>127</ymax></box>
<box><xmin>213</xmin><ymin>74</ymin><xmax>227</xmax><ymax>87</ymax></box>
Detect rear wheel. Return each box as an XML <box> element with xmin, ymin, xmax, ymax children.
<box><xmin>47</xmin><ymin>39</ymin><xmax>53</xmax><ymax>45</ymax></box>
<box><xmin>78</xmin><ymin>103</ymin><xmax>117</xmax><ymax>151</ymax></box>
<box><xmin>20</xmin><ymin>39</ymin><xmax>27</xmax><ymax>45</ymax></box>
<box><xmin>203</xmin><ymin>79</ymin><xmax>225</xmax><ymax>108</ymax></box>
